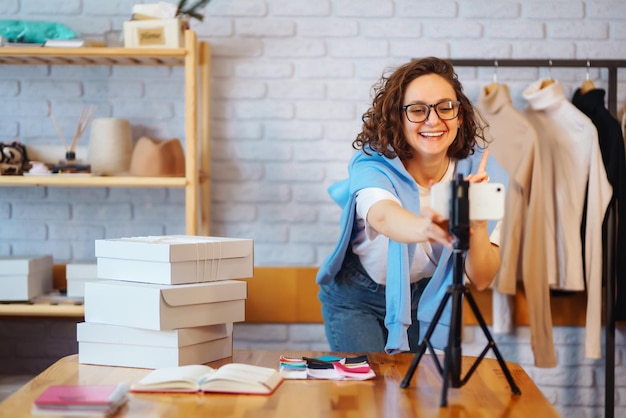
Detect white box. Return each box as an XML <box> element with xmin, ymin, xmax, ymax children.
<box><xmin>67</xmin><ymin>277</ymin><xmax>102</xmax><ymax>298</ymax></box>
<box><xmin>77</xmin><ymin>322</ymin><xmax>233</xmax><ymax>346</ymax></box>
<box><xmin>0</xmin><ymin>255</ymin><xmax>52</xmax><ymax>275</ymax></box>
<box><xmin>84</xmin><ymin>280</ymin><xmax>247</xmax><ymax>330</ymax></box>
<box><xmin>0</xmin><ymin>271</ymin><xmax>52</xmax><ymax>301</ymax></box>
<box><xmin>95</xmin><ymin>236</ymin><xmax>253</xmax><ymax>285</ymax></box>
<box><xmin>77</xmin><ymin>322</ymin><xmax>233</xmax><ymax>368</ymax></box>
<box><xmin>95</xmin><ymin>256</ymin><xmax>252</xmax><ymax>285</ymax></box>
<box><xmin>0</xmin><ymin>255</ymin><xmax>53</xmax><ymax>300</ymax></box>
<box><xmin>78</xmin><ymin>337</ymin><xmax>233</xmax><ymax>369</ymax></box>
<box><xmin>66</xmin><ymin>263</ymin><xmax>98</xmax><ymax>278</ymax></box>
<box><xmin>79</xmin><ymin>336</ymin><xmax>233</xmax><ymax>369</ymax></box>
<box><xmin>95</xmin><ymin>236</ymin><xmax>253</xmax><ymax>262</ymax></box>
<box><xmin>66</xmin><ymin>263</ymin><xmax>98</xmax><ymax>298</ymax></box>
<box><xmin>123</xmin><ymin>18</ymin><xmax>184</xmax><ymax>48</ymax></box>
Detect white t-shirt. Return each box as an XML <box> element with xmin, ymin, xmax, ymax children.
<box><xmin>352</xmin><ymin>160</ymin><xmax>501</xmax><ymax>285</ymax></box>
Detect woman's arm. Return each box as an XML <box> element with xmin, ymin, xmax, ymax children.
<box><xmin>367</xmin><ymin>192</ymin><xmax>500</xmax><ymax>289</ymax></box>
<box><xmin>366</xmin><ymin>199</ymin><xmax>453</xmax><ymax>247</ymax></box>
<box><xmin>464</xmin><ymin>220</ymin><xmax>500</xmax><ymax>290</ymax></box>
<box><xmin>463</xmin><ymin>150</ymin><xmax>501</xmax><ymax>290</ymax></box>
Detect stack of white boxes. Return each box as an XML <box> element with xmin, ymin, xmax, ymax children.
<box><xmin>77</xmin><ymin>235</ymin><xmax>253</xmax><ymax>369</ymax></box>
<box><xmin>0</xmin><ymin>255</ymin><xmax>53</xmax><ymax>301</ymax></box>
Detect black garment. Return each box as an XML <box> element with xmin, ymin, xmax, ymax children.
<box><xmin>572</xmin><ymin>88</ymin><xmax>626</xmax><ymax>320</ymax></box>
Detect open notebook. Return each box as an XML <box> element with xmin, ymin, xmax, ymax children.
<box><xmin>131</xmin><ymin>363</ymin><xmax>283</xmax><ymax>395</ymax></box>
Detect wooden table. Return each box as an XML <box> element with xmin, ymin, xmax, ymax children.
<box><xmin>0</xmin><ymin>350</ymin><xmax>559</xmax><ymax>417</ymax></box>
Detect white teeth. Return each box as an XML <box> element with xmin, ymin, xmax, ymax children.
<box><xmin>421</xmin><ymin>132</ymin><xmax>443</xmax><ymax>137</ymax></box>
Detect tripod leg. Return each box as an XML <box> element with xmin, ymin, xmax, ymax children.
<box><xmin>464</xmin><ymin>291</ymin><xmax>521</xmax><ymax>395</ymax></box>
<box><xmin>439</xmin><ymin>281</ymin><xmax>466</xmax><ymax>407</ymax></box>
<box><xmin>447</xmin><ymin>283</ymin><xmax>464</xmax><ymax>388</ymax></box>
<box><xmin>400</xmin><ymin>291</ymin><xmax>452</xmax><ymax>388</ymax></box>
<box><xmin>440</xmin><ymin>344</ymin><xmax>451</xmax><ymax>407</ymax></box>
<box><xmin>400</xmin><ymin>338</ymin><xmax>428</xmax><ymax>389</ymax></box>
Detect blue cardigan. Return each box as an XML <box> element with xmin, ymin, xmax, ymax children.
<box><xmin>316</xmin><ymin>147</ymin><xmax>507</xmax><ymax>353</ymax></box>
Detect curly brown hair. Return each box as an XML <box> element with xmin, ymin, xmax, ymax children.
<box><xmin>353</xmin><ymin>57</ymin><xmax>488</xmax><ymax>160</ymax></box>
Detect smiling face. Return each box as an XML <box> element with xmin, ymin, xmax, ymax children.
<box><xmin>401</xmin><ymin>73</ymin><xmax>461</xmax><ymax>161</ymax></box>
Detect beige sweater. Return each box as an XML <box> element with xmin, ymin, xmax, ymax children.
<box><xmin>522</xmin><ymin>80</ymin><xmax>612</xmax><ymax>359</ymax></box>
<box><xmin>476</xmin><ymin>84</ymin><xmax>556</xmax><ymax>368</ymax></box>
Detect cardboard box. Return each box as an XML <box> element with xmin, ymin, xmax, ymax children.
<box><xmin>95</xmin><ymin>236</ymin><xmax>253</xmax><ymax>284</ymax></box>
<box><xmin>84</xmin><ymin>280</ymin><xmax>247</xmax><ymax>330</ymax></box>
<box><xmin>77</xmin><ymin>322</ymin><xmax>233</xmax><ymax>368</ymax></box>
<box><xmin>66</xmin><ymin>263</ymin><xmax>98</xmax><ymax>298</ymax></box>
<box><xmin>123</xmin><ymin>18</ymin><xmax>184</xmax><ymax>48</ymax></box>
<box><xmin>0</xmin><ymin>256</ymin><xmax>53</xmax><ymax>301</ymax></box>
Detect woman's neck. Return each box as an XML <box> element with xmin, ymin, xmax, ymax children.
<box><xmin>403</xmin><ymin>155</ymin><xmax>450</xmax><ymax>188</ymax></box>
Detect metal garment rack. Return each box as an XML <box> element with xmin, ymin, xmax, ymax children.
<box><xmin>450</xmin><ymin>59</ymin><xmax>624</xmax><ymax>118</ymax></box>
<box><xmin>448</xmin><ymin>58</ymin><xmax>626</xmax><ymax>418</ymax></box>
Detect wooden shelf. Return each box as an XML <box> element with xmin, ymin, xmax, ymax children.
<box><xmin>0</xmin><ymin>304</ymin><xmax>83</xmax><ymax>318</ymax></box>
<box><xmin>0</xmin><ymin>31</ymin><xmax>212</xmax><ymax>235</ymax></box>
<box><xmin>0</xmin><ymin>175</ymin><xmax>187</xmax><ymax>188</ymax></box>
<box><xmin>0</xmin><ymin>46</ymin><xmax>186</xmax><ymax>66</ymax></box>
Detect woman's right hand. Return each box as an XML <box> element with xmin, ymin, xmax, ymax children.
<box><xmin>367</xmin><ymin>200</ymin><xmax>453</xmax><ymax>246</ymax></box>
<box><xmin>420</xmin><ymin>206</ymin><xmax>453</xmax><ymax>247</ymax></box>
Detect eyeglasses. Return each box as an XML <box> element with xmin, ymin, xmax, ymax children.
<box><xmin>401</xmin><ymin>100</ymin><xmax>461</xmax><ymax>123</ymax></box>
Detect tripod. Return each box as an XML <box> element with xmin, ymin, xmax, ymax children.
<box><xmin>400</xmin><ymin>175</ymin><xmax>521</xmax><ymax>406</ymax></box>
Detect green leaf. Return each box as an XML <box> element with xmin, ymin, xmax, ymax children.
<box><xmin>186</xmin><ymin>11</ymin><xmax>204</xmax><ymax>21</ymax></box>
<box><xmin>176</xmin><ymin>0</ymin><xmax>189</xmax><ymax>16</ymax></box>
<box><xmin>177</xmin><ymin>0</ymin><xmax>212</xmax><ymax>21</ymax></box>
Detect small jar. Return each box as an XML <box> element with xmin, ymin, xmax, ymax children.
<box><xmin>53</xmin><ymin>151</ymin><xmax>91</xmax><ymax>174</ymax></box>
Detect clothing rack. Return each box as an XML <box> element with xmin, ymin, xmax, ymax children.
<box><xmin>451</xmin><ymin>59</ymin><xmax>623</xmax><ymax>119</ymax></box>
<box><xmin>448</xmin><ymin>58</ymin><xmax>626</xmax><ymax>418</ymax></box>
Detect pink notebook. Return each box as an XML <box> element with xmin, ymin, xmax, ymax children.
<box><xmin>33</xmin><ymin>384</ymin><xmax>129</xmax><ymax>415</ymax></box>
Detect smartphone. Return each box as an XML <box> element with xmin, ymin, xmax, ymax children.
<box><xmin>430</xmin><ymin>181</ymin><xmax>505</xmax><ymax>221</ymax></box>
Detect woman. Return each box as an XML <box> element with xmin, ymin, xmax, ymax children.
<box><xmin>316</xmin><ymin>57</ymin><xmax>507</xmax><ymax>354</ymax></box>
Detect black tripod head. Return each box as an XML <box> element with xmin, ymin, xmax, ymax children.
<box><xmin>449</xmin><ymin>174</ymin><xmax>470</xmax><ymax>250</ymax></box>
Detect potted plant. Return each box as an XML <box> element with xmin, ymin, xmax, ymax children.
<box><xmin>176</xmin><ymin>0</ymin><xmax>212</xmax><ymax>26</ymax></box>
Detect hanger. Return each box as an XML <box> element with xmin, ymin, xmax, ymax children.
<box><xmin>484</xmin><ymin>59</ymin><xmax>499</xmax><ymax>95</ymax></box>
<box><xmin>580</xmin><ymin>60</ymin><xmax>595</xmax><ymax>94</ymax></box>
<box><xmin>540</xmin><ymin>59</ymin><xmax>554</xmax><ymax>89</ymax></box>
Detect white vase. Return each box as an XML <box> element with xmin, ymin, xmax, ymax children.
<box><xmin>88</xmin><ymin>118</ymin><xmax>132</xmax><ymax>175</ymax></box>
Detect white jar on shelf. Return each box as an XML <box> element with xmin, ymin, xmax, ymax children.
<box><xmin>88</xmin><ymin>118</ymin><xmax>132</xmax><ymax>176</ymax></box>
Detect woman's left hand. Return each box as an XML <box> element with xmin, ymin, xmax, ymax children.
<box><xmin>464</xmin><ymin>150</ymin><xmax>490</xmax><ymax>183</ymax></box>
<box><xmin>465</xmin><ymin>150</ymin><xmax>491</xmax><ymax>233</ymax></box>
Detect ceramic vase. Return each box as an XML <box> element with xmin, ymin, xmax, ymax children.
<box><xmin>88</xmin><ymin>118</ymin><xmax>132</xmax><ymax>175</ymax></box>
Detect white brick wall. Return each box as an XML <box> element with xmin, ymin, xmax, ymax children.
<box><xmin>2</xmin><ymin>1</ymin><xmax>626</xmax><ymax>415</ymax></box>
